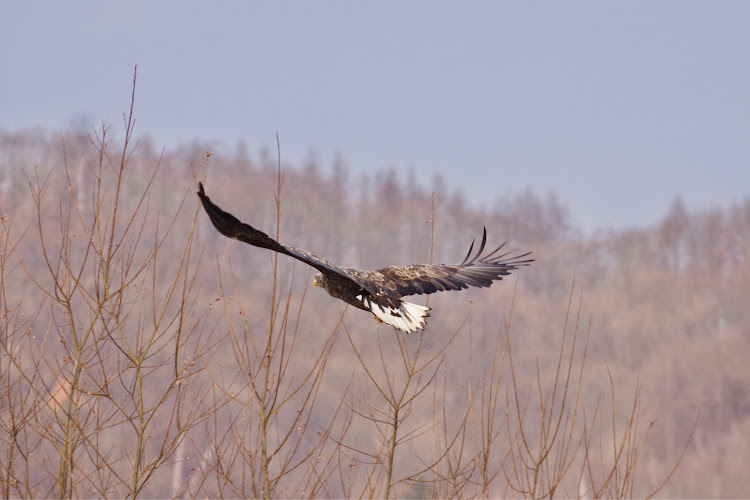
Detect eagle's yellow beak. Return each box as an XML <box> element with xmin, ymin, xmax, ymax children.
<box><xmin>313</xmin><ymin>276</ymin><xmax>318</xmax><ymax>287</ymax></box>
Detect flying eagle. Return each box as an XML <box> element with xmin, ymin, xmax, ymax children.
<box><xmin>198</xmin><ymin>182</ymin><xmax>532</xmax><ymax>333</ymax></box>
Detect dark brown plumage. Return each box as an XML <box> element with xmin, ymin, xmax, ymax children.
<box><xmin>197</xmin><ymin>182</ymin><xmax>533</xmax><ymax>332</ymax></box>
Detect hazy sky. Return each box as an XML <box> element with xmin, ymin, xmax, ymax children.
<box><xmin>3</xmin><ymin>2</ymin><xmax>749</xmax><ymax>231</ymax></box>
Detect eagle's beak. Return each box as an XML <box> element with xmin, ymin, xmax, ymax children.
<box><xmin>313</xmin><ymin>276</ymin><xmax>318</xmax><ymax>287</ymax></box>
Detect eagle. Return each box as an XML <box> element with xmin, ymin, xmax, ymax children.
<box><xmin>198</xmin><ymin>182</ymin><xmax>532</xmax><ymax>333</ymax></box>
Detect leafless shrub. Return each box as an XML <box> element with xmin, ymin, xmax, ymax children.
<box><xmin>0</xmin><ymin>69</ymin><xmax>694</xmax><ymax>499</ymax></box>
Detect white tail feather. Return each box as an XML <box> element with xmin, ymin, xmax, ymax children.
<box><xmin>367</xmin><ymin>299</ymin><xmax>430</xmax><ymax>333</ymax></box>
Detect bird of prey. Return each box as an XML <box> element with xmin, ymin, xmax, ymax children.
<box><xmin>197</xmin><ymin>182</ymin><xmax>532</xmax><ymax>333</ymax></box>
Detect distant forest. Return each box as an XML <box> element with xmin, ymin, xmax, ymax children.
<box><xmin>1</xmin><ymin>124</ymin><xmax>747</xmax><ymax>498</ymax></box>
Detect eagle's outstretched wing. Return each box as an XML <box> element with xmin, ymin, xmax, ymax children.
<box><xmin>345</xmin><ymin>228</ymin><xmax>533</xmax><ymax>299</ymax></box>
<box><xmin>197</xmin><ymin>182</ymin><xmax>344</xmax><ymax>276</ymax></box>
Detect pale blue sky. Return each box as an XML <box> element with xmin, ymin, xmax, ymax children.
<box><xmin>2</xmin><ymin>2</ymin><xmax>749</xmax><ymax>231</ymax></box>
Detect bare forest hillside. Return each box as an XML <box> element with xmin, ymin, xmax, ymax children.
<box><xmin>1</xmin><ymin>125</ymin><xmax>747</xmax><ymax>498</ymax></box>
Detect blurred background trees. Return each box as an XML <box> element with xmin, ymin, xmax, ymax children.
<box><xmin>1</xmin><ymin>125</ymin><xmax>745</xmax><ymax>497</ymax></box>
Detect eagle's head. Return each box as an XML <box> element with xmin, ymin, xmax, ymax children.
<box><xmin>313</xmin><ymin>272</ymin><xmax>325</xmax><ymax>290</ymax></box>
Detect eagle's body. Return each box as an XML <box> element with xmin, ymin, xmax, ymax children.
<box><xmin>197</xmin><ymin>182</ymin><xmax>532</xmax><ymax>333</ymax></box>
